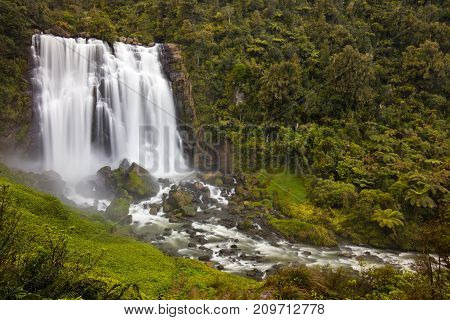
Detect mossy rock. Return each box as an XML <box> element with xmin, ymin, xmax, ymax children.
<box><xmin>270</xmin><ymin>218</ymin><xmax>338</xmax><ymax>247</ymax></box>
<box><xmin>97</xmin><ymin>166</ymin><xmax>115</xmax><ymax>187</ymax></box>
<box><xmin>97</xmin><ymin>162</ymin><xmax>159</xmax><ymax>201</ymax></box>
<box><xmin>105</xmin><ymin>198</ymin><xmax>131</xmax><ymax>225</ymax></box>
<box><xmin>214</xmin><ymin>178</ymin><xmax>224</xmax><ymax>187</ymax></box>
<box><xmin>235</xmin><ymin>185</ymin><xmax>251</xmax><ymax>200</ymax></box>
<box><xmin>164</xmin><ymin>189</ymin><xmax>194</xmax><ymax>212</ymax></box>
<box><xmin>230</xmin><ymin>205</ymin><xmax>243</xmax><ymax>215</ymax></box>
<box><xmin>181</xmin><ymin>204</ymin><xmax>197</xmax><ymax>217</ymax></box>
<box><xmin>237</xmin><ymin>219</ymin><xmax>254</xmax><ymax>231</ymax></box>
<box><xmin>121</xmin><ymin>163</ymin><xmax>159</xmax><ymax>200</ymax></box>
<box><xmin>198</xmin><ymin>172</ymin><xmax>223</xmax><ymax>185</ymax></box>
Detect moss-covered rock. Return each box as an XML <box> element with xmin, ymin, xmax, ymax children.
<box><xmin>105</xmin><ymin>198</ymin><xmax>131</xmax><ymax>225</ymax></box>
<box><xmin>270</xmin><ymin>218</ymin><xmax>338</xmax><ymax>247</ymax></box>
<box><xmin>121</xmin><ymin>163</ymin><xmax>159</xmax><ymax>200</ymax></box>
<box><xmin>237</xmin><ymin>219</ymin><xmax>254</xmax><ymax>231</ymax></box>
<box><xmin>96</xmin><ymin>162</ymin><xmax>159</xmax><ymax>202</ymax></box>
<box><xmin>163</xmin><ymin>188</ymin><xmax>194</xmax><ymax>213</ymax></box>
<box><xmin>96</xmin><ymin>166</ymin><xmax>116</xmax><ymax>196</ymax></box>
<box><xmin>214</xmin><ymin>178</ymin><xmax>224</xmax><ymax>187</ymax></box>
<box><xmin>181</xmin><ymin>204</ymin><xmax>197</xmax><ymax>217</ymax></box>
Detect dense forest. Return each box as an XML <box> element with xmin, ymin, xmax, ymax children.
<box><xmin>0</xmin><ymin>0</ymin><xmax>448</xmax><ymax>299</ymax></box>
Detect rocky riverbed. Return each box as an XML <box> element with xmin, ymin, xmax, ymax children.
<box><xmin>63</xmin><ymin>162</ymin><xmax>421</xmax><ymax>280</ymax></box>
<box><xmin>126</xmin><ymin>177</ymin><xmax>418</xmax><ymax>280</ymax></box>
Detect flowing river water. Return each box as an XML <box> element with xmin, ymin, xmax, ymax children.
<box><xmin>31</xmin><ymin>34</ymin><xmax>421</xmax><ymax>279</ymax></box>
<box><xmin>126</xmin><ymin>180</ymin><xmax>419</xmax><ymax>278</ymax></box>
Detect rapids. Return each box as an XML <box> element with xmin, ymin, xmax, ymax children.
<box><xmin>30</xmin><ymin>34</ymin><xmax>421</xmax><ymax>279</ymax></box>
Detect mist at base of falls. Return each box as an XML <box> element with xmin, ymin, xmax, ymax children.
<box><xmin>31</xmin><ymin>34</ymin><xmax>189</xmax><ymax>182</ymax></box>
<box><xmin>26</xmin><ymin>34</ymin><xmax>420</xmax><ymax>278</ymax></box>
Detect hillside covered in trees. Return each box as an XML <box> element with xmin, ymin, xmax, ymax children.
<box><xmin>0</xmin><ymin>0</ymin><xmax>448</xmax><ymax>299</ymax></box>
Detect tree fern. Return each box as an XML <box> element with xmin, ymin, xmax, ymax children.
<box><xmin>371</xmin><ymin>209</ymin><xmax>405</xmax><ymax>230</ymax></box>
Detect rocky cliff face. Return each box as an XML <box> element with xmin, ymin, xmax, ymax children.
<box><xmin>160</xmin><ymin>44</ymin><xmax>196</xmax><ymax>125</ymax></box>
<box><xmin>0</xmin><ymin>46</ymin><xmax>34</xmax><ymax>158</ymax></box>
<box><xmin>160</xmin><ymin>44</ymin><xmax>234</xmax><ymax>174</ymax></box>
<box><xmin>160</xmin><ymin>43</ymin><xmax>198</xmax><ymax>168</ymax></box>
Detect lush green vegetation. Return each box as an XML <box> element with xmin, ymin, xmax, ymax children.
<box><xmin>257</xmin><ymin>171</ymin><xmax>307</xmax><ymax>205</ymax></box>
<box><xmin>270</xmin><ymin>218</ymin><xmax>338</xmax><ymax>246</ymax></box>
<box><xmin>2</xmin><ymin>0</ymin><xmax>447</xmax><ymax>251</ymax></box>
<box><xmin>0</xmin><ymin>165</ymin><xmax>258</xmax><ymax>299</ymax></box>
<box><xmin>251</xmin><ymin>171</ymin><xmax>336</xmax><ymax>246</ymax></box>
<box><xmin>1</xmin><ymin>164</ymin><xmax>448</xmax><ymax>299</ymax></box>
<box><xmin>160</xmin><ymin>0</ymin><xmax>448</xmax><ymax>252</ymax></box>
<box><xmin>0</xmin><ymin>0</ymin><xmax>448</xmax><ymax>299</ymax></box>
<box><xmin>261</xmin><ymin>263</ymin><xmax>449</xmax><ymax>300</ymax></box>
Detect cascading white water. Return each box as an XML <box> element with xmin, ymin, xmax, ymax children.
<box><xmin>31</xmin><ymin>34</ymin><xmax>188</xmax><ymax>181</ymax></box>
<box><xmin>28</xmin><ymin>35</ymin><xmax>422</xmax><ymax>275</ymax></box>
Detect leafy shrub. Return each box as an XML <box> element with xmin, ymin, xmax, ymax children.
<box><xmin>263</xmin><ymin>266</ymin><xmax>328</xmax><ymax>299</ymax></box>
<box><xmin>78</xmin><ymin>9</ymin><xmax>117</xmax><ymax>44</ymax></box>
<box><xmin>308</xmin><ymin>178</ymin><xmax>357</xmax><ymax>209</ymax></box>
<box><xmin>371</xmin><ymin>209</ymin><xmax>404</xmax><ymax>230</ymax></box>
<box><xmin>270</xmin><ymin>218</ymin><xmax>337</xmax><ymax>247</ymax></box>
<box><xmin>263</xmin><ymin>263</ymin><xmax>449</xmax><ymax>300</ymax></box>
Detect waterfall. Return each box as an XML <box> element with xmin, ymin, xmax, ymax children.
<box><xmin>31</xmin><ymin>34</ymin><xmax>188</xmax><ymax>181</ymax></box>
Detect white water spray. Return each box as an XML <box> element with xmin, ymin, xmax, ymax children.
<box><xmin>31</xmin><ymin>34</ymin><xmax>188</xmax><ymax>181</ymax></box>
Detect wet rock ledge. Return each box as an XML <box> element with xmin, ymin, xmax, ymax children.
<box><xmin>160</xmin><ymin>43</ymin><xmax>196</xmax><ymax>127</ymax></box>
<box><xmin>159</xmin><ymin>44</ymin><xmax>197</xmax><ymax>168</ymax></box>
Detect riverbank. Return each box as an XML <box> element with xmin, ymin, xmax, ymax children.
<box><xmin>0</xmin><ymin>163</ymin><xmax>258</xmax><ymax>299</ymax></box>
<box><xmin>1</xmin><ymin>162</ymin><xmax>446</xmax><ymax>299</ymax></box>
<box><xmin>126</xmin><ymin>176</ymin><xmax>419</xmax><ymax>280</ymax></box>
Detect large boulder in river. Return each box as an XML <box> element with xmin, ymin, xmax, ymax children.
<box><xmin>96</xmin><ymin>166</ymin><xmax>116</xmax><ymax>195</ymax></box>
<box><xmin>163</xmin><ymin>188</ymin><xmax>194</xmax><ymax>213</ymax></box>
<box><xmin>181</xmin><ymin>204</ymin><xmax>197</xmax><ymax>217</ymax></box>
<box><xmin>121</xmin><ymin>163</ymin><xmax>159</xmax><ymax>199</ymax></box>
<box><xmin>105</xmin><ymin>198</ymin><xmax>131</xmax><ymax>225</ymax></box>
<box><xmin>179</xmin><ymin>180</ymin><xmax>211</xmax><ymax>205</ymax></box>
<box><xmin>96</xmin><ymin>161</ymin><xmax>159</xmax><ymax>201</ymax></box>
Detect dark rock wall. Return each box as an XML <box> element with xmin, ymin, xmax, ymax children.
<box><xmin>160</xmin><ymin>44</ymin><xmax>233</xmax><ymax>174</ymax></box>
<box><xmin>159</xmin><ymin>43</ymin><xmax>198</xmax><ymax>169</ymax></box>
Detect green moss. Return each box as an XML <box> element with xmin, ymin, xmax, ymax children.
<box><xmin>251</xmin><ymin>198</ymin><xmax>273</xmax><ymax>210</ymax></box>
<box><xmin>123</xmin><ymin>170</ymin><xmax>151</xmax><ymax>198</ymax></box>
<box><xmin>270</xmin><ymin>218</ymin><xmax>338</xmax><ymax>247</ymax></box>
<box><xmin>106</xmin><ymin>164</ymin><xmax>159</xmax><ymax>200</ymax></box>
<box><xmin>105</xmin><ymin>197</ymin><xmax>130</xmax><ymax>224</ymax></box>
<box><xmin>214</xmin><ymin>178</ymin><xmax>224</xmax><ymax>187</ymax></box>
<box><xmin>164</xmin><ymin>189</ymin><xmax>194</xmax><ymax>212</ymax></box>
<box><xmin>0</xmin><ymin>166</ymin><xmax>258</xmax><ymax>299</ymax></box>
<box><xmin>237</xmin><ymin>219</ymin><xmax>253</xmax><ymax>231</ymax></box>
<box><xmin>8</xmin><ymin>182</ymin><xmax>69</xmax><ymax>219</ymax></box>
<box><xmin>257</xmin><ymin>171</ymin><xmax>307</xmax><ymax>205</ymax></box>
